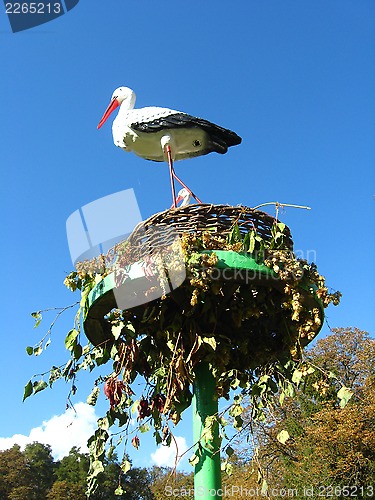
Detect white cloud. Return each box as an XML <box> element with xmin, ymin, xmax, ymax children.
<box><xmin>0</xmin><ymin>402</ymin><xmax>98</xmax><ymax>460</ymax></box>
<box><xmin>151</xmin><ymin>436</ymin><xmax>188</xmax><ymax>467</ymax></box>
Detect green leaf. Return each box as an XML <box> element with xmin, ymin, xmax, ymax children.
<box><xmin>110</xmin><ymin>344</ymin><xmax>119</xmax><ymax>359</ymax></box>
<box><xmin>230</xmin><ymin>377</ymin><xmax>240</xmax><ymax>389</ymax></box>
<box><xmin>279</xmin><ymin>391</ymin><xmax>285</xmax><ymax>406</ymax></box>
<box><xmin>154</xmin><ymin>430</ymin><xmax>162</xmax><ymax>445</ymax></box>
<box><xmin>202</xmin><ymin>416</ymin><xmax>217</xmax><ymax>448</ymax></box>
<box><xmin>33</xmin><ymin>380</ymin><xmax>48</xmax><ymax>395</ymax></box>
<box><xmin>188</xmin><ymin>252</ymin><xmax>202</xmax><ymax>266</ymax></box>
<box><xmin>261</xmin><ymin>479</ymin><xmax>268</xmax><ymax>495</ymax></box>
<box><xmin>139</xmin><ymin>423</ymin><xmax>151</xmax><ymax>433</ymax></box>
<box><xmin>131</xmin><ymin>400</ymin><xmax>139</xmax><ymax>414</ymax></box>
<box><xmin>111</xmin><ymin>408</ymin><xmax>129</xmax><ymax>427</ymax></box>
<box><xmin>111</xmin><ymin>323</ymin><xmax>123</xmax><ymax>340</ymax></box>
<box><xmin>249</xmin><ymin>232</ymin><xmax>256</xmax><ymax>253</ymax></box>
<box><xmin>276</xmin><ymin>429</ymin><xmax>290</xmax><ymax>444</ymax></box>
<box><xmin>82</xmin><ymin>344</ymin><xmax>90</xmax><ymax>355</ymax></box>
<box><xmin>337</xmin><ymin>386</ymin><xmax>353</xmax><ymax>408</ymax></box>
<box><xmin>165</xmin><ymin>433</ymin><xmax>172</xmax><ymax>447</ymax></box>
<box><xmin>202</xmin><ymin>336</ymin><xmax>217</xmax><ymax>350</ymax></box>
<box><xmin>73</xmin><ymin>343</ymin><xmax>83</xmax><ymax>360</ymax></box>
<box><xmin>88</xmin><ymin>429</ymin><xmax>109</xmax><ymax>459</ymax></box>
<box><xmin>23</xmin><ymin>380</ymin><xmax>33</xmax><ymax>401</ymax></box>
<box><xmin>284</xmin><ymin>381</ymin><xmax>295</xmax><ymax>398</ymax></box>
<box><xmin>65</xmin><ymin>329</ymin><xmax>79</xmax><ymax>351</ymax></box>
<box><xmin>26</xmin><ymin>346</ymin><xmax>34</xmax><ymax>356</ymax></box>
<box><xmin>49</xmin><ymin>366</ymin><xmax>62</xmax><ymax>387</ymax></box>
<box><xmin>62</xmin><ymin>359</ymin><xmax>73</xmax><ymax>377</ymax></box>
<box><xmin>292</xmin><ymin>369</ymin><xmax>303</xmax><ymax>385</ymax></box>
<box><xmin>221</xmin><ymin>461</ymin><xmax>233</xmax><ymax>476</ymax></box>
<box><xmin>87</xmin><ymin>387</ymin><xmax>100</xmax><ymax>406</ymax></box>
<box><xmin>229</xmin><ymin>404</ymin><xmax>243</xmax><ymax>417</ymax></box>
<box><xmin>189</xmin><ymin>453</ymin><xmax>200</xmax><ymax>466</ymax></box>
<box><xmin>258</xmin><ymin>374</ymin><xmax>270</xmax><ymax>384</ymax></box>
<box><xmin>166</xmin><ymin>340</ymin><xmax>175</xmax><ymax>351</ymax></box>
<box><xmin>225</xmin><ymin>445</ymin><xmax>234</xmax><ymax>457</ymax></box>
<box><xmin>120</xmin><ymin>459</ymin><xmax>131</xmax><ymax>474</ymax></box>
<box><xmin>33</xmin><ymin>345</ymin><xmax>43</xmax><ymax>356</ymax></box>
<box><xmin>242</xmin><ymin>232</ymin><xmax>251</xmax><ymax>252</ymax></box>
<box><xmin>227</xmin><ymin>224</ymin><xmax>242</xmax><ymax>244</ymax></box>
<box><xmin>233</xmin><ymin>415</ymin><xmax>243</xmax><ymax>430</ymax></box>
<box><xmin>114</xmin><ymin>486</ymin><xmax>124</xmax><ymax>495</ymax></box>
<box><xmin>93</xmin><ymin>347</ymin><xmax>110</xmax><ymax>366</ymax></box>
<box><xmin>91</xmin><ymin>459</ymin><xmax>105</xmax><ymax>477</ymax></box>
<box><xmin>106</xmin><ymin>444</ymin><xmax>116</xmax><ymax>461</ymax></box>
<box><xmin>97</xmin><ymin>417</ymin><xmax>109</xmax><ymax>431</ymax></box>
<box><xmin>31</xmin><ymin>311</ymin><xmax>42</xmax><ymax>328</ymax></box>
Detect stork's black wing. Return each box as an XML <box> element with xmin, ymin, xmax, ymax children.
<box><xmin>131</xmin><ymin>113</ymin><xmax>242</xmax><ymax>153</ymax></box>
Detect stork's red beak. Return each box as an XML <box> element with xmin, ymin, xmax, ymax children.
<box><xmin>97</xmin><ymin>98</ymin><xmax>120</xmax><ymax>129</ymax></box>
<box><xmin>170</xmin><ymin>194</ymin><xmax>183</xmax><ymax>209</ymax></box>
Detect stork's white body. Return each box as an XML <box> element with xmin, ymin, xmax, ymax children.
<box><xmin>113</xmin><ymin>104</ymin><xmax>211</xmax><ymax>162</ymax></box>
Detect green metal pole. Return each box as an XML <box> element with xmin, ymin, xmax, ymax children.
<box><xmin>192</xmin><ymin>362</ymin><xmax>222</xmax><ymax>499</ymax></box>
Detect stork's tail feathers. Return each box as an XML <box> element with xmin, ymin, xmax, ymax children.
<box><xmin>188</xmin><ymin>115</ymin><xmax>242</xmax><ymax>151</ymax></box>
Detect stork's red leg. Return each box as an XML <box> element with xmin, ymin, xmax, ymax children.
<box><xmin>171</xmin><ymin>171</ymin><xmax>202</xmax><ymax>204</ymax></box>
<box><xmin>165</xmin><ymin>145</ymin><xmax>177</xmax><ymax>208</ymax></box>
<box><xmin>164</xmin><ymin>142</ymin><xmax>202</xmax><ymax>206</ymax></box>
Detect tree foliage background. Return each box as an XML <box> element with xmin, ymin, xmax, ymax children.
<box><xmin>231</xmin><ymin>327</ymin><xmax>375</xmax><ymax>496</ymax></box>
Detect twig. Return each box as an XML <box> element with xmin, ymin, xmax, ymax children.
<box><xmin>252</xmin><ymin>202</ymin><xmax>311</xmax><ymax>211</ymax></box>
<box><xmin>33</xmin><ymin>302</ymin><xmax>79</xmax><ymax>347</ymax></box>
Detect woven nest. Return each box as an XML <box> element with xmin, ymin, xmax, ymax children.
<box><xmin>83</xmin><ymin>203</ymin><xmax>324</xmax><ymax>370</ymax></box>
<box><xmin>110</xmin><ymin>204</ymin><xmax>293</xmax><ymax>265</ymax></box>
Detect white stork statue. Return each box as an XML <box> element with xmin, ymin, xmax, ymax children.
<box><xmin>98</xmin><ymin>87</ymin><xmax>241</xmax><ymax>207</ymax></box>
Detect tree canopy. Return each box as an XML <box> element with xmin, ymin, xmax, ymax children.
<box><xmin>0</xmin><ymin>444</ymin><xmax>154</xmax><ymax>500</ymax></box>
<box><xmin>236</xmin><ymin>327</ymin><xmax>375</xmax><ymax>495</ymax></box>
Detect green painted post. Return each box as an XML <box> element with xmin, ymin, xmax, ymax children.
<box><xmin>192</xmin><ymin>362</ymin><xmax>222</xmax><ymax>499</ymax></box>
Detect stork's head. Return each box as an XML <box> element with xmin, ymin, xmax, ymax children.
<box><xmin>97</xmin><ymin>87</ymin><xmax>136</xmax><ymax>129</ymax></box>
<box><xmin>176</xmin><ymin>188</ymin><xmax>192</xmax><ymax>207</ymax></box>
<box><xmin>111</xmin><ymin>87</ymin><xmax>136</xmax><ymax>105</ymax></box>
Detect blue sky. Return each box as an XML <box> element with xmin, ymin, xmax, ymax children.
<box><xmin>0</xmin><ymin>0</ymin><xmax>374</xmax><ymax>470</ymax></box>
